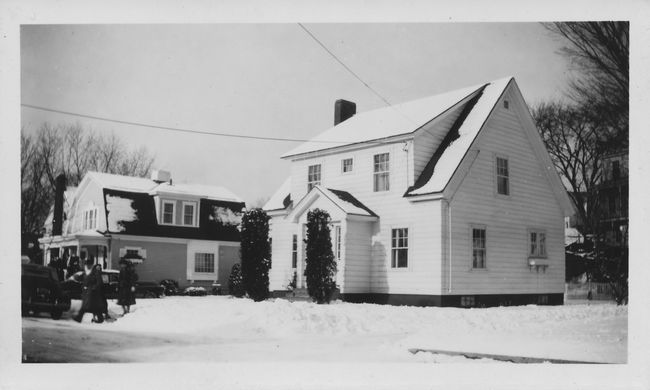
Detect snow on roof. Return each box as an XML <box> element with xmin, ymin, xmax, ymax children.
<box><xmin>105</xmin><ymin>194</ymin><xmax>138</xmax><ymax>232</ymax></box>
<box><xmin>263</xmin><ymin>177</ymin><xmax>292</xmax><ymax>211</ymax></box>
<box><xmin>152</xmin><ymin>183</ymin><xmax>243</xmax><ymax>203</ymax></box>
<box><xmin>281</xmin><ymin>81</ymin><xmax>491</xmax><ymax>158</ymax></box>
<box><xmin>86</xmin><ymin>171</ymin><xmax>243</xmax><ymax>203</ymax></box>
<box><xmin>87</xmin><ymin>171</ymin><xmax>159</xmax><ymax>192</ymax></box>
<box><xmin>408</xmin><ymin>77</ymin><xmax>512</xmax><ymax>196</ymax></box>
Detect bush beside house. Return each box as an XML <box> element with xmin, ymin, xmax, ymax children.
<box><xmin>240</xmin><ymin>208</ymin><xmax>271</xmax><ymax>302</ymax></box>
<box><xmin>305</xmin><ymin>209</ymin><xmax>337</xmax><ymax>304</ymax></box>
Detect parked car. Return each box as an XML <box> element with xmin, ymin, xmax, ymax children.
<box><xmin>21</xmin><ymin>263</ymin><xmax>71</xmax><ymax>319</ymax></box>
<box><xmin>61</xmin><ymin>269</ymin><xmax>165</xmax><ymax>299</ymax></box>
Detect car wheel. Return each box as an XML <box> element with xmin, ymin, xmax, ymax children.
<box><xmin>144</xmin><ymin>291</ymin><xmax>156</xmax><ymax>299</ymax></box>
<box><xmin>51</xmin><ymin>310</ymin><xmax>62</xmax><ymax>320</ymax></box>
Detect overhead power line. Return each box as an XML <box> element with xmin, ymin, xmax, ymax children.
<box><xmin>297</xmin><ymin>23</ymin><xmax>395</xmax><ymax>108</ymax></box>
<box><xmin>297</xmin><ymin>23</ymin><xmax>415</xmax><ymax>125</ymax></box>
<box><xmin>21</xmin><ymin>103</ymin><xmax>344</xmax><ymax>144</ymax></box>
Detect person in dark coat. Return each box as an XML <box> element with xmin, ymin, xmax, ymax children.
<box><xmin>117</xmin><ymin>259</ymin><xmax>138</xmax><ymax>315</ymax></box>
<box><xmin>67</xmin><ymin>256</ymin><xmax>81</xmax><ymax>277</ymax></box>
<box><xmin>74</xmin><ymin>259</ymin><xmax>104</xmax><ymax>323</ymax></box>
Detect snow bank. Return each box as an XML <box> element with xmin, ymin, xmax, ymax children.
<box><xmin>83</xmin><ymin>296</ymin><xmax>626</xmax><ymax>363</ymax></box>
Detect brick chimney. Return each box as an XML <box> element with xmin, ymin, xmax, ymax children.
<box><xmin>52</xmin><ymin>174</ymin><xmax>67</xmax><ymax>236</ymax></box>
<box><xmin>334</xmin><ymin>99</ymin><xmax>356</xmax><ymax>125</ymax></box>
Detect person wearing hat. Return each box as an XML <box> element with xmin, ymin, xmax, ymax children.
<box><xmin>74</xmin><ymin>257</ymin><xmax>104</xmax><ymax>323</ymax></box>
<box><xmin>117</xmin><ymin>258</ymin><xmax>138</xmax><ymax>315</ymax></box>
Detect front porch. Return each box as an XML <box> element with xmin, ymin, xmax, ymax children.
<box><xmin>38</xmin><ymin>232</ymin><xmax>112</xmax><ymax>269</ymax></box>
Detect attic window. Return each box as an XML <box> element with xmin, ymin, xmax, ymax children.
<box><xmin>503</xmin><ymin>100</ymin><xmax>509</xmax><ymax>109</ymax></box>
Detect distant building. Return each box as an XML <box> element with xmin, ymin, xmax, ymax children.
<box><xmin>39</xmin><ymin>171</ymin><xmax>245</xmax><ymax>290</ymax></box>
<box><xmin>264</xmin><ymin>77</ymin><xmax>573</xmax><ymax>307</ymax></box>
<box><xmin>598</xmin><ymin>151</ymin><xmax>628</xmax><ymax>250</ymax></box>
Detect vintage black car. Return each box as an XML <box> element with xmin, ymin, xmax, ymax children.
<box><xmin>21</xmin><ymin>263</ymin><xmax>71</xmax><ymax>319</ymax></box>
<box><xmin>61</xmin><ymin>269</ymin><xmax>165</xmax><ymax>299</ymax></box>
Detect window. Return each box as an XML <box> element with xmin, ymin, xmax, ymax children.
<box><xmin>373</xmin><ymin>153</ymin><xmax>390</xmax><ymax>192</ymax></box>
<box><xmin>291</xmin><ymin>234</ymin><xmax>298</xmax><ymax>268</ymax></box>
<box><xmin>472</xmin><ymin>227</ymin><xmax>486</xmax><ymax>268</ymax></box>
<box><xmin>496</xmin><ymin>156</ymin><xmax>509</xmax><ymax>195</ymax></box>
<box><xmin>334</xmin><ymin>225</ymin><xmax>341</xmax><ymax>261</ymax></box>
<box><xmin>162</xmin><ymin>201</ymin><xmax>175</xmax><ymax>224</ymax></box>
<box><xmin>341</xmin><ymin>158</ymin><xmax>353</xmax><ymax>173</ymax></box>
<box><xmin>183</xmin><ymin>202</ymin><xmax>196</xmax><ymax>226</ymax></box>
<box><xmin>503</xmin><ymin>100</ymin><xmax>509</xmax><ymax>109</ymax></box>
<box><xmin>529</xmin><ymin>230</ymin><xmax>547</xmax><ymax>258</ymax></box>
<box><xmin>194</xmin><ymin>253</ymin><xmax>215</xmax><ymax>273</ymax></box>
<box><xmin>461</xmin><ymin>296</ymin><xmax>475</xmax><ymax>307</ymax></box>
<box><xmin>83</xmin><ymin>208</ymin><xmax>97</xmax><ymax>230</ymax></box>
<box><xmin>307</xmin><ymin>164</ymin><xmax>321</xmax><ymax>191</ymax></box>
<box><xmin>391</xmin><ymin>228</ymin><xmax>408</xmax><ymax>268</ymax></box>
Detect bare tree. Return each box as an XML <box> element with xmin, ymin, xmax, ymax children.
<box><xmin>544</xmin><ymin>22</ymin><xmax>629</xmax><ymax>149</ymax></box>
<box><xmin>532</xmin><ymin>102</ymin><xmax>604</xmax><ymax>236</ymax></box>
<box><xmin>21</xmin><ymin>123</ymin><xmax>156</xmax><ymax>237</ymax></box>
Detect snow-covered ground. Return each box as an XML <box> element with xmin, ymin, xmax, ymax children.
<box><xmin>22</xmin><ymin>296</ymin><xmax>627</xmax><ymax>364</ymax></box>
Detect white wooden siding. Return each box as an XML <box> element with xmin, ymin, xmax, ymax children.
<box><xmin>444</xmin><ymin>87</ymin><xmax>565</xmax><ymax>295</ymax></box>
<box><xmin>343</xmin><ymin>220</ymin><xmax>372</xmax><ymax>293</ymax></box>
<box><xmin>284</xmin><ymin>141</ymin><xmax>443</xmax><ymax>295</ymax></box>
<box><xmin>70</xmin><ymin>179</ymin><xmax>107</xmax><ymax>234</ymax></box>
<box><xmin>268</xmin><ymin>213</ymin><xmax>296</xmax><ymax>291</ymax></box>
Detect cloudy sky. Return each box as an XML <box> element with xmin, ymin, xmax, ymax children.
<box><xmin>21</xmin><ymin>23</ymin><xmax>572</xmax><ymax>205</ymax></box>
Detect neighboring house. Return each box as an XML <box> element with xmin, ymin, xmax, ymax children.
<box><xmin>263</xmin><ymin>77</ymin><xmax>573</xmax><ymax>307</ymax></box>
<box><xmin>598</xmin><ymin>151</ymin><xmax>628</xmax><ymax>250</ymax></box>
<box><xmin>39</xmin><ymin>171</ymin><xmax>245</xmax><ymax>290</ymax></box>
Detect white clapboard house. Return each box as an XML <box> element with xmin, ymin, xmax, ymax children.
<box><xmin>263</xmin><ymin>77</ymin><xmax>573</xmax><ymax>307</ymax></box>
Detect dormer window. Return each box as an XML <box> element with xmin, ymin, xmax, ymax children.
<box><xmin>162</xmin><ymin>200</ymin><xmax>175</xmax><ymax>225</ymax></box>
<box><xmin>183</xmin><ymin>202</ymin><xmax>196</xmax><ymax>226</ymax></box>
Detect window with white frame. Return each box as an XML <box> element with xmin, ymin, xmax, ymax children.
<box><xmin>496</xmin><ymin>156</ymin><xmax>510</xmax><ymax>195</ymax></box>
<box><xmin>341</xmin><ymin>158</ymin><xmax>353</xmax><ymax>173</ymax></box>
<box><xmin>374</xmin><ymin>153</ymin><xmax>390</xmax><ymax>192</ymax></box>
<box><xmin>529</xmin><ymin>230</ymin><xmax>547</xmax><ymax>258</ymax></box>
<box><xmin>472</xmin><ymin>227</ymin><xmax>486</xmax><ymax>269</ymax></box>
<box><xmin>183</xmin><ymin>202</ymin><xmax>196</xmax><ymax>226</ymax></box>
<box><xmin>83</xmin><ymin>208</ymin><xmax>98</xmax><ymax>230</ymax></box>
<box><xmin>194</xmin><ymin>252</ymin><xmax>215</xmax><ymax>273</ymax></box>
<box><xmin>307</xmin><ymin>164</ymin><xmax>321</xmax><ymax>191</ymax></box>
<box><xmin>391</xmin><ymin>228</ymin><xmax>408</xmax><ymax>268</ymax></box>
<box><xmin>333</xmin><ymin>225</ymin><xmax>341</xmax><ymax>261</ymax></box>
<box><xmin>162</xmin><ymin>200</ymin><xmax>175</xmax><ymax>224</ymax></box>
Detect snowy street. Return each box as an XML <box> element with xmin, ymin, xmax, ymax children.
<box><xmin>22</xmin><ymin>296</ymin><xmax>627</xmax><ymax>364</ymax></box>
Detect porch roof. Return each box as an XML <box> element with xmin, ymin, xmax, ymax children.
<box><xmin>288</xmin><ymin>186</ymin><xmax>378</xmax><ymax>222</ymax></box>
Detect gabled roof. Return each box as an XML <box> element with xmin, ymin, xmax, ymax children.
<box><xmin>281</xmin><ymin>78</ymin><xmax>509</xmax><ymax>159</ymax></box>
<box><xmin>288</xmin><ymin>185</ymin><xmax>377</xmax><ymax>221</ymax></box>
<box><xmin>407</xmin><ymin>77</ymin><xmax>512</xmax><ymax>196</ymax></box>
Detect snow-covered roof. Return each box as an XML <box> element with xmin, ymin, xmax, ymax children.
<box><xmin>152</xmin><ymin>183</ymin><xmax>243</xmax><ymax>203</ymax></box>
<box><xmin>281</xmin><ymin>79</ymin><xmax>501</xmax><ymax>159</ymax></box>
<box><xmin>407</xmin><ymin>77</ymin><xmax>512</xmax><ymax>195</ymax></box>
<box><xmin>322</xmin><ymin>187</ymin><xmax>377</xmax><ymax>217</ymax></box>
<box><xmin>263</xmin><ymin>177</ymin><xmax>292</xmax><ymax>211</ymax></box>
<box><xmin>86</xmin><ymin>171</ymin><xmax>243</xmax><ymax>203</ymax></box>
<box><xmin>87</xmin><ymin>171</ymin><xmax>159</xmax><ymax>192</ymax></box>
